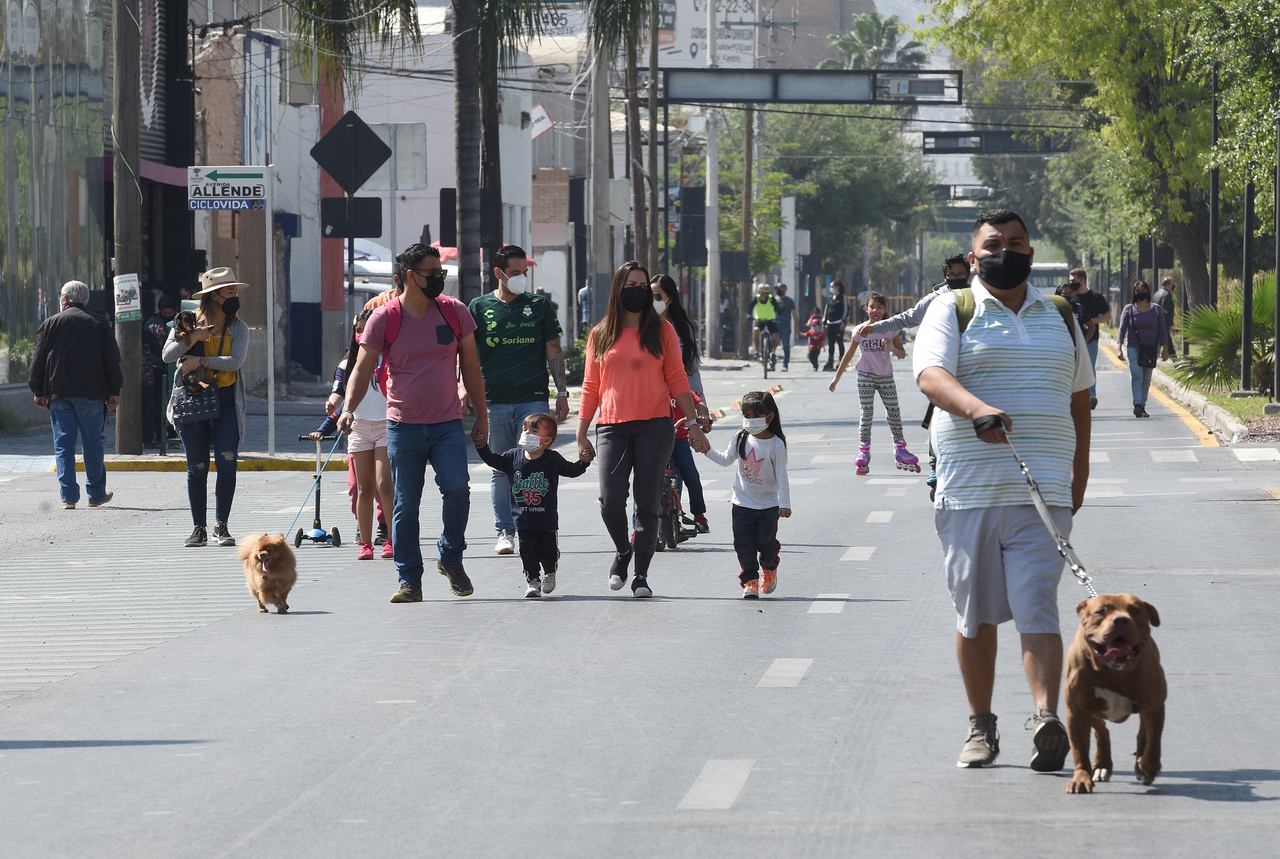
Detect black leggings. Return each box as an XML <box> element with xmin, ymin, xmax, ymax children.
<box><xmin>825</xmin><ymin>324</ymin><xmax>845</xmax><ymax>366</ymax></box>
<box><xmin>518</xmin><ymin>529</ymin><xmax>558</xmax><ymax>581</ymax></box>
<box><xmin>595</xmin><ymin>417</ymin><xmax>676</xmax><ymax>578</ymax></box>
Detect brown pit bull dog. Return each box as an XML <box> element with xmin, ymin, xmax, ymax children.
<box><xmin>1064</xmin><ymin>594</ymin><xmax>1166</xmax><ymax>794</ymax></box>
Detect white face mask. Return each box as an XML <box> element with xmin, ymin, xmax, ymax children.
<box><xmin>504</xmin><ymin>273</ymin><xmax>528</xmax><ymax>294</ymax></box>
<box><xmin>518</xmin><ymin>431</ymin><xmax>544</xmax><ymax>452</ymax></box>
<box><xmin>652</xmin><ymin>298</ymin><xmax>668</xmax><ymax>315</ymax></box>
<box><xmin>742</xmin><ymin>417</ymin><xmax>768</xmax><ymax>434</ymax></box>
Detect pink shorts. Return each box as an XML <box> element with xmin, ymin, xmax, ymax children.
<box><xmin>347</xmin><ymin>416</ymin><xmax>387</xmax><ymax>453</ymax></box>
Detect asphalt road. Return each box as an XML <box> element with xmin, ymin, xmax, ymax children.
<box><xmin>2</xmin><ymin>350</ymin><xmax>1279</xmax><ymax>858</ymax></box>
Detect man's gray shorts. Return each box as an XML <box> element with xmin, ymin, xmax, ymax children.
<box><xmin>935</xmin><ymin>504</ymin><xmax>1071</xmax><ymax>638</ymax></box>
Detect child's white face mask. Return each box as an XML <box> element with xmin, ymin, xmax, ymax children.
<box><xmin>742</xmin><ymin>417</ymin><xmax>768</xmax><ymax>434</ymax></box>
<box><xmin>518</xmin><ymin>432</ymin><xmax>544</xmax><ymax>452</ymax></box>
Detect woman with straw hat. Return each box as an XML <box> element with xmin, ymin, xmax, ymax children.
<box><xmin>162</xmin><ymin>266</ymin><xmax>251</xmax><ymax>548</ymax></box>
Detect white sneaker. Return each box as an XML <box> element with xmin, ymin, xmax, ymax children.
<box><xmin>541</xmin><ymin>570</ymin><xmax>556</xmax><ymax>594</ymax></box>
<box><xmin>495</xmin><ymin>530</ymin><xmax>515</xmax><ymax>555</ymax></box>
<box><xmin>609</xmin><ymin>574</ymin><xmax>625</xmax><ymax>591</ymax></box>
<box><xmin>524</xmin><ymin>579</ymin><xmax>542</xmax><ymax>598</ymax></box>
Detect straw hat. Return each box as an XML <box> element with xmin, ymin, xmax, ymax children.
<box><xmin>194</xmin><ymin>267</ymin><xmax>250</xmax><ymax>295</ymax></box>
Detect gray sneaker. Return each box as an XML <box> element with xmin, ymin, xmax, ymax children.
<box><xmin>1029</xmin><ymin>708</ymin><xmax>1069</xmax><ymax>772</ymax></box>
<box><xmin>957</xmin><ymin>713</ymin><xmax>1000</xmax><ymax>768</ymax></box>
<box><xmin>88</xmin><ymin>490</ymin><xmax>114</xmax><ymax>508</ymax></box>
<box><xmin>541</xmin><ymin>570</ymin><xmax>556</xmax><ymax>594</ymax></box>
<box><xmin>524</xmin><ymin>579</ymin><xmax>542</xmax><ymax>599</ymax></box>
<box><xmin>390</xmin><ymin>582</ymin><xmax>423</xmax><ymax>603</ymax></box>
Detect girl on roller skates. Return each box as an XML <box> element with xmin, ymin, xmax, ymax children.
<box><xmin>828</xmin><ymin>292</ymin><xmax>920</xmax><ymax>475</ymax></box>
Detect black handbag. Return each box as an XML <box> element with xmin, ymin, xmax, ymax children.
<box><xmin>170</xmin><ymin>384</ymin><xmax>221</xmax><ymax>424</ymax></box>
<box><xmin>1137</xmin><ymin>344</ymin><xmax>1159</xmax><ymax>369</ymax></box>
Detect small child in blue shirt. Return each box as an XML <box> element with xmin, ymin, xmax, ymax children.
<box><xmin>475</xmin><ymin>413</ymin><xmax>589</xmax><ymax>598</ymax></box>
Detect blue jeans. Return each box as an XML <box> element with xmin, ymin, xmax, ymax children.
<box><xmin>49</xmin><ymin>397</ymin><xmax>107</xmax><ymax>504</ymax></box>
<box><xmin>178</xmin><ymin>383</ymin><xmax>240</xmax><ymax>527</ymax></box>
<box><xmin>669</xmin><ymin>438</ymin><xmax>706</xmax><ymax>516</ymax></box>
<box><xmin>386</xmin><ymin>419</ymin><xmax>470</xmax><ymax>584</ymax></box>
<box><xmin>778</xmin><ymin>326</ymin><xmax>792</xmax><ymax>368</ymax></box>
<box><xmin>486</xmin><ymin>401</ymin><xmax>550</xmax><ymax>533</ymax></box>
<box><xmin>1086</xmin><ymin>338</ymin><xmax>1100</xmax><ymax>397</ymax></box>
<box><xmin>1126</xmin><ymin>346</ymin><xmax>1154</xmax><ymax>406</ymax></box>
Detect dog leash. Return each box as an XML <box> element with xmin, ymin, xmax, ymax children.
<box><xmin>286</xmin><ymin>434</ymin><xmax>346</xmax><ymax>536</ymax></box>
<box><xmin>973</xmin><ymin>416</ymin><xmax>1098</xmax><ymax>598</ymax></box>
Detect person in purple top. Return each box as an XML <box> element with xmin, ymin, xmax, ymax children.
<box><xmin>1115</xmin><ymin>280</ymin><xmax>1171</xmax><ymax>418</ymax></box>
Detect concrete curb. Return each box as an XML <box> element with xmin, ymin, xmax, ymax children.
<box><xmin>1101</xmin><ymin>336</ymin><xmax>1248</xmax><ymax>443</ymax></box>
<box><xmin>74</xmin><ymin>454</ymin><xmax>348</xmax><ymax>473</ymax></box>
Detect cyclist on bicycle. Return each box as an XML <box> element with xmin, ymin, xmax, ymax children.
<box><xmin>751</xmin><ymin>284</ymin><xmax>781</xmax><ymax>370</ymax></box>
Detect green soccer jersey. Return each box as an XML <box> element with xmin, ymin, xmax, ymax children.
<box><xmin>468</xmin><ymin>291</ymin><xmax>564</xmax><ymax>405</ymax></box>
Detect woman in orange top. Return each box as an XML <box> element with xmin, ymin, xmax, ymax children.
<box><xmin>576</xmin><ymin>261</ymin><xmax>709</xmax><ymax>597</ymax></box>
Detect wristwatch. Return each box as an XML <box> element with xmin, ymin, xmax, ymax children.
<box><xmin>556</xmin><ymin>390</ymin><xmax>568</xmax><ymax>398</ymax></box>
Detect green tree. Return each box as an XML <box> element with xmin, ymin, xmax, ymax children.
<box><xmin>820</xmin><ymin>12</ymin><xmax>927</xmax><ymax>71</ymax></box>
<box><xmin>925</xmin><ymin>0</ymin><xmax>1214</xmax><ymax>307</ymax></box>
<box><xmin>288</xmin><ymin>0</ymin><xmax>420</xmax><ymax>92</ymax></box>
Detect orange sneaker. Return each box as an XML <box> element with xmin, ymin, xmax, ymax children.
<box><xmin>741</xmin><ymin>579</ymin><xmax>760</xmax><ymax>599</ymax></box>
<box><xmin>761</xmin><ymin>568</ymin><xmax>777</xmax><ymax>594</ymax></box>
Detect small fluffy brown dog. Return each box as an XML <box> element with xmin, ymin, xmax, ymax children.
<box><xmin>237</xmin><ymin>533</ymin><xmax>297</xmax><ymax>614</ymax></box>
<box><xmin>1064</xmin><ymin>594</ymin><xmax>1166</xmax><ymax>794</ymax></box>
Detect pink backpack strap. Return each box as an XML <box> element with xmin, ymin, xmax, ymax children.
<box><xmin>435</xmin><ymin>296</ymin><xmax>463</xmax><ymax>354</ymax></box>
<box><xmin>382</xmin><ymin>296</ymin><xmax>403</xmax><ymax>352</ymax></box>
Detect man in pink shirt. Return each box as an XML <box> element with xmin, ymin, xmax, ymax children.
<box><xmin>339</xmin><ymin>244</ymin><xmax>489</xmax><ymax>602</ymax></box>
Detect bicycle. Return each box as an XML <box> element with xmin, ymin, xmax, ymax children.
<box><xmin>655</xmin><ymin>460</ymin><xmax>698</xmax><ymax>551</ymax></box>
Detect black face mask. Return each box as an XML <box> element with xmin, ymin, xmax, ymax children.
<box><xmin>1133</xmin><ymin>292</ymin><xmax>1150</xmax><ymax>303</ymax></box>
<box><xmin>944</xmin><ymin>277</ymin><xmax>969</xmax><ymax>290</ymax></box>
<box><xmin>976</xmin><ymin>249</ymin><xmax>1033</xmax><ymax>291</ymax></box>
<box><xmin>417</xmin><ymin>271</ymin><xmax>446</xmax><ymax>299</ymax></box>
<box><xmin>219</xmin><ymin>296</ymin><xmax>241</xmax><ymax>317</ymax></box>
<box><xmin>619</xmin><ymin>285</ymin><xmax>649</xmax><ymax>313</ymax></box>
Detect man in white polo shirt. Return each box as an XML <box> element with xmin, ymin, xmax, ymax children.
<box><xmin>914</xmin><ymin>209</ymin><xmax>1093</xmax><ymax>773</ymax></box>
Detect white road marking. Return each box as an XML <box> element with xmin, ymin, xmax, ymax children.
<box><xmin>840</xmin><ymin>547</ymin><xmax>876</xmax><ymax>561</ymax></box>
<box><xmin>678</xmin><ymin>760</ymin><xmax>756</xmax><ymax>810</ymax></box>
<box><xmin>1180</xmin><ymin>477</ymin><xmax>1232</xmax><ymax>483</ymax></box>
<box><xmin>1151</xmin><ymin>450</ymin><xmax>1199</xmax><ymax>463</ymax></box>
<box><xmin>757</xmin><ymin>658</ymin><xmax>814</xmax><ymax>688</ymax></box>
<box><xmin>1234</xmin><ymin>448</ymin><xmax>1280</xmax><ymax>462</ymax></box>
<box><xmin>808</xmin><ymin>594</ymin><xmax>850</xmax><ymax>614</ymax></box>
<box><xmin>788</xmin><ymin>434</ymin><xmax>825</xmax><ymax>443</ymax></box>
<box><xmin>865</xmin><ymin>478</ymin><xmax>919</xmax><ymax>485</ymax></box>
<box><xmin>884</xmin><ymin>487</ymin><xmax>908</xmax><ymax>497</ymax></box>
<box><xmin>1084</xmin><ymin>486</ymin><xmax>1124</xmax><ymax>498</ymax></box>
<box><xmin>866</xmin><ymin>511</ymin><xmax>894</xmax><ymax>523</ymax></box>
<box><xmin>1089</xmin><ymin>451</ymin><xmax>1110</xmax><ymax>463</ymax></box>
<box><xmin>1091</xmin><ymin>478</ymin><xmax>1129</xmax><ymax>483</ymax></box>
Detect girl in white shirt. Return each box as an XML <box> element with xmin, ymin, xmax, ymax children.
<box><xmin>702</xmin><ymin>390</ymin><xmax>791</xmax><ymax>599</ymax></box>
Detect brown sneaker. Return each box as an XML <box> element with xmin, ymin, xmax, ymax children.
<box><xmin>437</xmin><ymin>560</ymin><xmax>474</xmax><ymax>597</ymax></box>
<box><xmin>390</xmin><ymin>582</ymin><xmax>423</xmax><ymax>603</ymax></box>
<box><xmin>957</xmin><ymin>713</ymin><xmax>999</xmax><ymax>768</ymax></box>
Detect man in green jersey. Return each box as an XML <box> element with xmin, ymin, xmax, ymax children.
<box><xmin>468</xmin><ymin>245</ymin><xmax>569</xmax><ymax>555</ymax></box>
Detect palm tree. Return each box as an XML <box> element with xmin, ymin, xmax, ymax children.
<box><xmin>454</xmin><ymin>0</ymin><xmax>482</xmax><ymax>302</ymax></box>
<box><xmin>584</xmin><ymin>0</ymin><xmax>653</xmax><ymax>266</ymax></box>
<box><xmin>287</xmin><ymin>0</ymin><xmax>421</xmax><ymax>92</ymax></box>
<box><xmin>819</xmin><ymin>12</ymin><xmax>927</xmax><ymax>71</ymax></box>
<box><xmin>477</xmin><ymin>1</ymin><xmax>557</xmax><ymax>269</ymax></box>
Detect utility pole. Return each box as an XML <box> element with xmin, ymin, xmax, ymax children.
<box><xmin>1210</xmin><ymin>62</ymin><xmax>1220</xmax><ymax>310</ymax></box>
<box><xmin>453</xmin><ymin>0</ymin><xmax>481</xmax><ymax>303</ymax></box>
<box><xmin>113</xmin><ymin>0</ymin><xmax>142</xmax><ymax>455</ymax></box>
<box><xmin>590</xmin><ymin>52</ymin><xmax>612</xmax><ymax>323</ymax></box>
<box><xmin>739</xmin><ymin>104</ymin><xmax>753</xmax><ymax>358</ymax></box>
<box><xmin>647</xmin><ymin>0</ymin><xmax>660</xmax><ymax>275</ymax></box>
<box><xmin>1241</xmin><ymin>180</ymin><xmax>1255</xmax><ymax>394</ymax></box>
<box><xmin>703</xmin><ymin>1</ymin><xmax>719</xmax><ymax>359</ymax></box>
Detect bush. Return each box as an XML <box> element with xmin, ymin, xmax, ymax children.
<box><xmin>563</xmin><ymin>337</ymin><xmax>586</xmax><ymax>386</ymax></box>
<box><xmin>1169</xmin><ymin>278</ymin><xmax>1275</xmax><ymax>397</ymax></box>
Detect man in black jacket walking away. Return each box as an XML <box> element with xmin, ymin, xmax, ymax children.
<box><xmin>28</xmin><ymin>281</ymin><xmax>122</xmax><ymax>509</ymax></box>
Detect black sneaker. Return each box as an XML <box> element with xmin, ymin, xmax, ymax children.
<box><xmin>184</xmin><ymin>526</ymin><xmax>207</xmax><ymax>548</ymax></box>
<box><xmin>1089</xmin><ymin>395</ymin><xmax>1098</xmax><ymax>410</ymax></box>
<box><xmin>390</xmin><ymin>582</ymin><xmax>423</xmax><ymax>603</ymax></box>
<box><xmin>1029</xmin><ymin>708</ymin><xmax>1069</xmax><ymax>772</ymax></box>
<box><xmin>631</xmin><ymin>576</ymin><xmax>653</xmax><ymax>598</ymax></box>
<box><xmin>375</xmin><ymin>522</ymin><xmax>389</xmax><ymax>546</ymax></box>
<box><xmin>609</xmin><ymin>549</ymin><xmax>632</xmax><ymax>590</ymax></box>
<box><xmin>437</xmin><ymin>560</ymin><xmax>474</xmax><ymax>597</ymax></box>
<box><xmin>213</xmin><ymin>522</ymin><xmax>235</xmax><ymax>546</ymax></box>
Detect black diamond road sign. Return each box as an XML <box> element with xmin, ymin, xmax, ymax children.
<box><xmin>310</xmin><ymin>111</ymin><xmax>392</xmax><ymax>196</ymax></box>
